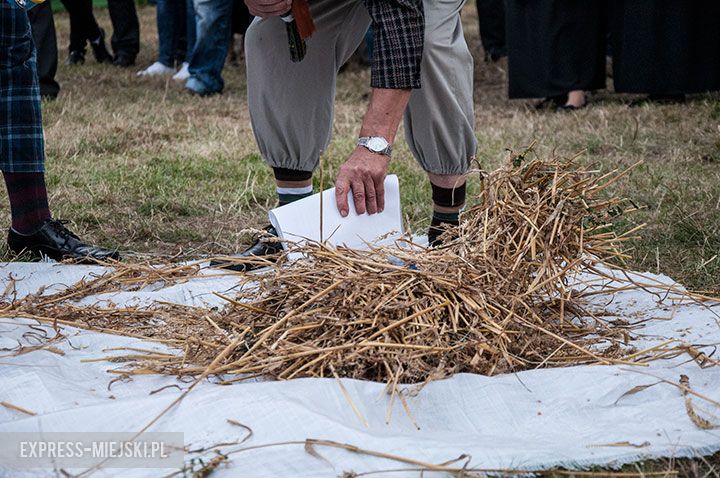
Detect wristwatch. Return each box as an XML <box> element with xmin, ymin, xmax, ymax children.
<box><xmin>358</xmin><ymin>136</ymin><xmax>392</xmax><ymax>157</ymax></box>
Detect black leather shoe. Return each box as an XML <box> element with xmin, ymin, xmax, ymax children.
<box><xmin>7</xmin><ymin>219</ymin><xmax>120</xmax><ymax>263</ymax></box>
<box><xmin>535</xmin><ymin>94</ymin><xmax>567</xmax><ymax>110</ymax></box>
<box><xmin>90</xmin><ymin>29</ymin><xmax>113</xmax><ymax>64</ymax></box>
<box><xmin>66</xmin><ymin>50</ymin><xmax>85</xmax><ymax>65</ymax></box>
<box><xmin>210</xmin><ymin>226</ymin><xmax>283</xmax><ymax>272</ymax></box>
<box><xmin>112</xmin><ymin>54</ymin><xmax>135</xmax><ymax>67</ymax></box>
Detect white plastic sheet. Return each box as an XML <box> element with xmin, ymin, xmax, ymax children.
<box><xmin>1</xmin><ymin>261</ymin><xmax>720</xmax><ymax>477</ymax></box>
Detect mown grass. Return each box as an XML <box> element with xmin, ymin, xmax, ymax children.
<box><xmin>8</xmin><ymin>5</ymin><xmax>719</xmax><ymax>294</ymax></box>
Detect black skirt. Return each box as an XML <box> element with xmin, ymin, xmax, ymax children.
<box><xmin>610</xmin><ymin>0</ymin><xmax>720</xmax><ymax>94</ymax></box>
<box><xmin>506</xmin><ymin>0</ymin><xmax>607</xmax><ymax>99</ymax></box>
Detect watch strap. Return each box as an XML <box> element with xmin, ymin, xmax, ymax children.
<box><xmin>358</xmin><ymin>136</ymin><xmax>392</xmax><ymax>157</ymax></box>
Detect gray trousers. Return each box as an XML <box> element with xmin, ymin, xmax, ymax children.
<box><xmin>245</xmin><ymin>0</ymin><xmax>476</xmax><ymax>176</ymax></box>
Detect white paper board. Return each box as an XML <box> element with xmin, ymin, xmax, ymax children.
<box><xmin>269</xmin><ymin>175</ymin><xmax>403</xmax><ymax>250</ymax></box>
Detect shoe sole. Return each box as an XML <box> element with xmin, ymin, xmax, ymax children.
<box><xmin>8</xmin><ymin>244</ymin><xmax>120</xmax><ymax>263</ymax></box>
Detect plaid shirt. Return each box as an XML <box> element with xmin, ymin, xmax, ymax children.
<box><xmin>0</xmin><ymin>0</ymin><xmax>46</xmax><ymax>173</ymax></box>
<box><xmin>364</xmin><ymin>0</ymin><xmax>424</xmax><ymax>89</ymax></box>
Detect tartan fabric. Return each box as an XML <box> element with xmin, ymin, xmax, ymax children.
<box><xmin>363</xmin><ymin>0</ymin><xmax>424</xmax><ymax>89</ymax></box>
<box><xmin>0</xmin><ymin>0</ymin><xmax>45</xmax><ymax>173</ymax></box>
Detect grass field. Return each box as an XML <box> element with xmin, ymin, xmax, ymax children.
<box><xmin>15</xmin><ymin>5</ymin><xmax>719</xmax><ymax>294</ymax></box>
<box><xmin>8</xmin><ymin>5</ymin><xmax>720</xmax><ymax>476</ymax></box>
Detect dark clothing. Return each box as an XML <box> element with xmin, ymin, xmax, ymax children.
<box><xmin>610</xmin><ymin>0</ymin><xmax>720</xmax><ymax>95</ymax></box>
<box><xmin>108</xmin><ymin>0</ymin><xmax>140</xmax><ymax>59</ymax></box>
<box><xmin>363</xmin><ymin>0</ymin><xmax>425</xmax><ymax>89</ymax></box>
<box><xmin>157</xmin><ymin>0</ymin><xmax>187</xmax><ymax>66</ymax></box>
<box><xmin>0</xmin><ymin>0</ymin><xmax>45</xmax><ymax>173</ymax></box>
<box><xmin>186</xmin><ymin>0</ymin><xmax>196</xmax><ymax>59</ymax></box>
<box><xmin>27</xmin><ymin>0</ymin><xmax>59</xmax><ymax>98</ymax></box>
<box><xmin>476</xmin><ymin>0</ymin><xmax>505</xmax><ymax>60</ymax></box>
<box><xmin>506</xmin><ymin>0</ymin><xmax>607</xmax><ymax>99</ymax></box>
<box><xmin>231</xmin><ymin>0</ymin><xmax>252</xmax><ymax>35</ymax></box>
<box><xmin>59</xmin><ymin>0</ymin><xmax>103</xmax><ymax>53</ymax></box>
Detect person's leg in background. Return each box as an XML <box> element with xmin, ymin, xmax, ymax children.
<box><xmin>0</xmin><ymin>1</ymin><xmax>119</xmax><ymax>261</ymax></box>
<box><xmin>172</xmin><ymin>0</ymin><xmax>196</xmax><ymax>81</ymax></box>
<box><xmin>60</xmin><ymin>0</ymin><xmax>113</xmax><ymax>65</ymax></box>
<box><xmin>227</xmin><ymin>0</ymin><xmax>252</xmax><ymax>65</ymax></box>
<box><xmin>60</xmin><ymin>0</ymin><xmax>89</xmax><ymax>64</ymax></box>
<box><xmin>27</xmin><ymin>0</ymin><xmax>60</xmax><ymax>99</ymax></box>
<box><xmin>185</xmin><ymin>0</ymin><xmax>233</xmax><ymax>95</ymax></box>
<box><xmin>108</xmin><ymin>0</ymin><xmax>140</xmax><ymax>67</ymax></box>
<box><xmin>210</xmin><ymin>0</ymin><xmax>371</xmax><ymax>270</ymax></box>
<box><xmin>476</xmin><ymin>0</ymin><xmax>506</xmax><ymax>62</ymax></box>
<box><xmin>185</xmin><ymin>0</ymin><xmax>196</xmax><ymax>57</ymax></box>
<box><xmin>404</xmin><ymin>0</ymin><xmax>477</xmax><ymax>246</ymax></box>
<box><xmin>505</xmin><ymin>0</ymin><xmax>606</xmax><ymax>110</ymax></box>
<box><xmin>173</xmin><ymin>0</ymin><xmax>187</xmax><ymax>65</ymax></box>
<box><xmin>138</xmin><ymin>0</ymin><xmax>186</xmax><ymax>76</ymax></box>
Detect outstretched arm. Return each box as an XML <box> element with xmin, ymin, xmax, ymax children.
<box><xmin>335</xmin><ymin>88</ymin><xmax>411</xmax><ymax>217</ymax></box>
<box><xmin>335</xmin><ymin>0</ymin><xmax>425</xmax><ymax>216</ymax></box>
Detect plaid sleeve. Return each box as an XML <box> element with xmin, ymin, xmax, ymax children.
<box><xmin>363</xmin><ymin>0</ymin><xmax>424</xmax><ymax>89</ymax></box>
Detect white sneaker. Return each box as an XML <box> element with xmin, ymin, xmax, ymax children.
<box><xmin>172</xmin><ymin>62</ymin><xmax>190</xmax><ymax>81</ymax></box>
<box><xmin>137</xmin><ymin>61</ymin><xmax>176</xmax><ymax>77</ymax></box>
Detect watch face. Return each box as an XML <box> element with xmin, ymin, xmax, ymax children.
<box><xmin>367</xmin><ymin>137</ymin><xmax>388</xmax><ymax>152</ymax></box>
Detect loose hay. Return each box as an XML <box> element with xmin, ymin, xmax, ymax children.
<box><xmin>5</xmin><ymin>149</ymin><xmax>659</xmax><ymax>385</ymax></box>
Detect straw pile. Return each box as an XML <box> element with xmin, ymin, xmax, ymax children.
<box><xmin>6</xmin><ymin>149</ymin><xmax>648</xmax><ymax>384</ymax></box>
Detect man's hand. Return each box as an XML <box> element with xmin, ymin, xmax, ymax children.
<box><xmin>245</xmin><ymin>0</ymin><xmax>291</xmax><ymax>17</ymax></box>
<box><xmin>335</xmin><ymin>147</ymin><xmax>389</xmax><ymax>217</ymax></box>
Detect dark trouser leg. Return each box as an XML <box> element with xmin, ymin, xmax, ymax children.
<box><xmin>186</xmin><ymin>0</ymin><xmax>197</xmax><ymax>60</ymax></box>
<box><xmin>27</xmin><ymin>0</ymin><xmax>60</xmax><ymax>99</ymax></box>
<box><xmin>476</xmin><ymin>0</ymin><xmax>506</xmax><ymax>61</ymax></box>
<box><xmin>231</xmin><ymin>0</ymin><xmax>252</xmax><ymax>35</ymax></box>
<box><xmin>108</xmin><ymin>0</ymin><xmax>140</xmax><ymax>60</ymax></box>
<box><xmin>60</xmin><ymin>0</ymin><xmax>102</xmax><ymax>53</ymax></box>
<box><xmin>173</xmin><ymin>0</ymin><xmax>187</xmax><ymax>63</ymax></box>
<box><xmin>157</xmin><ymin>0</ymin><xmax>187</xmax><ymax>66</ymax></box>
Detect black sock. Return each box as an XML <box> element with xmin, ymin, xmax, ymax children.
<box><xmin>428</xmin><ymin>211</ymin><xmax>460</xmax><ymax>247</ymax></box>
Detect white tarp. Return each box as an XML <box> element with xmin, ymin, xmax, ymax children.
<box><xmin>1</xmin><ymin>261</ymin><xmax>720</xmax><ymax>477</ymax></box>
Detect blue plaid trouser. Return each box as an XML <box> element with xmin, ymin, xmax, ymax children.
<box><xmin>0</xmin><ymin>0</ymin><xmax>45</xmax><ymax>173</ymax></box>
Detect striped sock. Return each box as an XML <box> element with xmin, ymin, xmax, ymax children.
<box><xmin>428</xmin><ymin>182</ymin><xmax>466</xmax><ymax>247</ymax></box>
<box><xmin>273</xmin><ymin>167</ymin><xmax>313</xmax><ymax>206</ymax></box>
<box><xmin>3</xmin><ymin>172</ymin><xmax>52</xmax><ymax>234</ymax></box>
<box><xmin>277</xmin><ymin>184</ymin><xmax>313</xmax><ymax>206</ymax></box>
